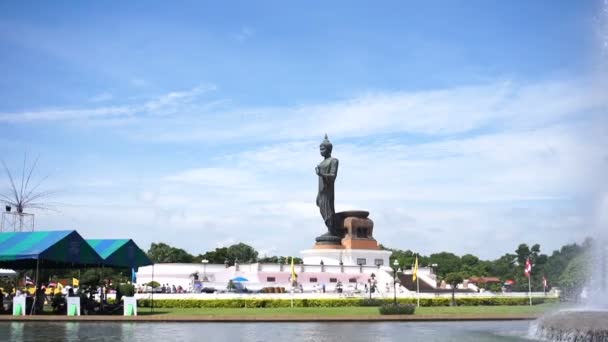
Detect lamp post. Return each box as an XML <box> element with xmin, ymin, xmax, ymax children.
<box><xmin>368</xmin><ymin>273</ymin><xmax>376</xmax><ymax>299</ymax></box>
<box><xmin>201</xmin><ymin>259</ymin><xmax>209</xmax><ymax>282</ymax></box>
<box><xmin>392</xmin><ymin>259</ymin><xmax>400</xmax><ymax>305</ymax></box>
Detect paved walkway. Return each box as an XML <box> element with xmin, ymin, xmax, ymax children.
<box><xmin>0</xmin><ymin>314</ymin><xmax>539</xmax><ymax>322</ymax></box>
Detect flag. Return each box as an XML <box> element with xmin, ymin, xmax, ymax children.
<box><xmin>412</xmin><ymin>256</ymin><xmax>419</xmax><ymax>281</ymax></box>
<box><xmin>25</xmin><ymin>276</ymin><xmax>34</xmax><ymax>285</ymax></box>
<box><xmin>290</xmin><ymin>257</ymin><xmax>297</xmax><ymax>282</ymax></box>
<box><xmin>524</xmin><ymin>258</ymin><xmax>532</xmax><ymax>278</ymax></box>
<box><xmin>72</xmin><ymin>278</ymin><xmax>79</xmax><ymax>287</ymax></box>
<box><xmin>542</xmin><ymin>275</ymin><xmax>548</xmax><ymax>289</ymax></box>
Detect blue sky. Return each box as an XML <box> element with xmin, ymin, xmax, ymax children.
<box><xmin>1</xmin><ymin>1</ymin><xmax>607</xmax><ymax>259</ymax></box>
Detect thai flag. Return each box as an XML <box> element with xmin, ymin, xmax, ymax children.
<box><xmin>25</xmin><ymin>276</ymin><xmax>34</xmax><ymax>285</ymax></box>
<box><xmin>524</xmin><ymin>258</ymin><xmax>532</xmax><ymax>278</ymax></box>
<box><xmin>542</xmin><ymin>276</ymin><xmax>548</xmax><ymax>289</ymax></box>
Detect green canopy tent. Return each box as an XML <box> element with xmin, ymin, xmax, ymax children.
<box><xmin>0</xmin><ymin>230</ymin><xmax>103</xmax><ymax>269</ymax></box>
<box><xmin>87</xmin><ymin>239</ymin><xmax>154</xmax><ymax>312</ymax></box>
<box><xmin>86</xmin><ymin>239</ymin><xmax>153</xmax><ymax>271</ymax></box>
<box><xmin>0</xmin><ymin>230</ymin><xmax>104</xmax><ymax>314</ymax></box>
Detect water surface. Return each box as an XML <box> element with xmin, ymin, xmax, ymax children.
<box><xmin>0</xmin><ymin>321</ymin><xmax>533</xmax><ymax>342</ymax></box>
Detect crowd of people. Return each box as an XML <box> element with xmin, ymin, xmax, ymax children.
<box><xmin>0</xmin><ymin>280</ymin><xmax>136</xmax><ymax>315</ymax></box>
<box><xmin>136</xmin><ymin>283</ymin><xmax>185</xmax><ymax>293</ymax></box>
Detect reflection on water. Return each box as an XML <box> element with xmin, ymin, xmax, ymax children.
<box><xmin>0</xmin><ymin>321</ymin><xmax>533</xmax><ymax>342</ymax></box>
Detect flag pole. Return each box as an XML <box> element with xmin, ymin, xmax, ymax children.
<box><xmin>31</xmin><ymin>258</ymin><xmax>40</xmax><ymax>315</ymax></box>
<box><xmin>290</xmin><ymin>257</ymin><xmax>294</xmax><ymax>308</ymax></box>
<box><xmin>416</xmin><ymin>274</ymin><xmax>420</xmax><ymax>308</ymax></box>
<box><xmin>528</xmin><ymin>275</ymin><xmax>532</xmax><ymax>306</ymax></box>
<box><xmin>414</xmin><ymin>254</ymin><xmax>420</xmax><ymax>307</ymax></box>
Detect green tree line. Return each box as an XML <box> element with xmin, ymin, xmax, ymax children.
<box><xmin>146</xmin><ymin>242</ymin><xmax>302</xmax><ymax>266</ymax></box>
<box><xmin>383</xmin><ymin>238</ymin><xmax>593</xmax><ymax>295</ymax></box>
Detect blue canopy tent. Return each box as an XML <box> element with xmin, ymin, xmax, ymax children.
<box><xmin>0</xmin><ymin>230</ymin><xmax>104</xmax><ymax>314</ymax></box>
<box><xmin>86</xmin><ymin>238</ymin><xmax>156</xmax><ymax>312</ymax></box>
<box><xmin>86</xmin><ymin>239</ymin><xmax>153</xmax><ymax>285</ymax></box>
<box><xmin>86</xmin><ymin>239</ymin><xmax>153</xmax><ymax>270</ymax></box>
<box><xmin>0</xmin><ymin>230</ymin><xmax>104</xmax><ymax>269</ymax></box>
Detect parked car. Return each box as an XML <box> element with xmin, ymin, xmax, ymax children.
<box><xmin>143</xmin><ymin>286</ymin><xmax>163</xmax><ymax>293</ymax></box>
<box><xmin>201</xmin><ymin>287</ymin><xmax>216</xmax><ymax>294</ymax></box>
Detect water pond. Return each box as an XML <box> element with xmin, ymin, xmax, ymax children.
<box><xmin>0</xmin><ymin>321</ymin><xmax>535</xmax><ymax>342</ymax></box>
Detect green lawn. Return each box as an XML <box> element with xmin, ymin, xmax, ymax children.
<box><xmin>139</xmin><ymin>303</ymin><xmax>563</xmax><ymax>316</ymax></box>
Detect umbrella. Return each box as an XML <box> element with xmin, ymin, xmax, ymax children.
<box><xmin>232</xmin><ymin>276</ymin><xmax>248</xmax><ymax>282</ymax></box>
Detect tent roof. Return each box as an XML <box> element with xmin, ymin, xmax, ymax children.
<box><xmin>86</xmin><ymin>239</ymin><xmax>153</xmax><ymax>269</ymax></box>
<box><xmin>0</xmin><ymin>230</ymin><xmax>104</xmax><ymax>269</ymax></box>
<box><xmin>0</xmin><ymin>268</ymin><xmax>17</xmax><ymax>277</ymax></box>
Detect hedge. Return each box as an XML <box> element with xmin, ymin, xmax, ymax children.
<box><xmin>378</xmin><ymin>303</ymin><xmax>416</xmax><ymax>315</ymax></box>
<box><xmin>137</xmin><ymin>296</ymin><xmax>558</xmax><ymax>308</ymax></box>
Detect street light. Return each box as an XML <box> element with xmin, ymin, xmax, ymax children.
<box><xmin>201</xmin><ymin>259</ymin><xmax>209</xmax><ymax>282</ymax></box>
<box><xmin>368</xmin><ymin>273</ymin><xmax>376</xmax><ymax>299</ymax></box>
<box><xmin>392</xmin><ymin>259</ymin><xmax>401</xmax><ymax>305</ymax></box>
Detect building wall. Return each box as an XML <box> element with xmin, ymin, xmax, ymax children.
<box><xmin>136</xmin><ymin>263</ymin><xmax>397</xmax><ymax>292</ymax></box>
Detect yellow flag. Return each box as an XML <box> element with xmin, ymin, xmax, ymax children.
<box><xmin>290</xmin><ymin>257</ymin><xmax>297</xmax><ymax>282</ymax></box>
<box><xmin>72</xmin><ymin>278</ymin><xmax>79</xmax><ymax>287</ymax></box>
<box><xmin>412</xmin><ymin>256</ymin><xmax>418</xmax><ymax>281</ymax></box>
<box><xmin>56</xmin><ymin>282</ymin><xmax>64</xmax><ymax>294</ymax></box>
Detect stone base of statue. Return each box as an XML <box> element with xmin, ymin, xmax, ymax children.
<box><xmin>314</xmin><ymin>210</ymin><xmax>379</xmax><ymax>249</ymax></box>
<box><xmin>305</xmin><ymin>210</ymin><xmax>390</xmax><ymax>266</ymax></box>
<box><xmin>314</xmin><ymin>232</ymin><xmax>342</xmax><ymax>246</ymax></box>
<box><xmin>301</xmin><ymin>248</ymin><xmax>391</xmax><ymax>266</ymax></box>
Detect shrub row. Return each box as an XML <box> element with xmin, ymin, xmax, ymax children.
<box><xmin>378</xmin><ymin>303</ymin><xmax>416</xmax><ymax>315</ymax></box>
<box><xmin>137</xmin><ymin>296</ymin><xmax>558</xmax><ymax>308</ymax></box>
<box><xmin>259</xmin><ymin>287</ymin><xmax>287</xmax><ymax>294</ymax></box>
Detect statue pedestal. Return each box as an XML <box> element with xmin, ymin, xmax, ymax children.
<box><xmin>306</xmin><ymin>210</ymin><xmax>390</xmax><ymax>266</ymax></box>
<box><xmin>301</xmin><ymin>248</ymin><xmax>391</xmax><ymax>266</ymax></box>
<box><xmin>314</xmin><ymin>210</ymin><xmax>380</xmax><ymax>249</ymax></box>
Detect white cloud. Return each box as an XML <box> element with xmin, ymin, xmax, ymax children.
<box><xmin>109</xmin><ymin>78</ymin><xmax>607</xmax><ymax>145</ymax></box>
<box><xmin>17</xmin><ymin>77</ymin><xmax>607</xmax><ymax>259</ymax></box>
<box><xmin>164</xmin><ymin>167</ymin><xmax>256</xmax><ymax>188</ymax></box>
<box><xmin>0</xmin><ymin>84</ymin><xmax>216</xmax><ymax>123</ymax></box>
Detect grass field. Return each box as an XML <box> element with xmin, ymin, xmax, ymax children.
<box><xmin>138</xmin><ymin>303</ymin><xmax>564</xmax><ymax>316</ymax></box>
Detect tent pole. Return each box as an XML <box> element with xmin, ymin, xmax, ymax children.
<box><xmin>100</xmin><ymin>264</ymin><xmax>105</xmax><ymax>312</ymax></box>
<box><xmin>30</xmin><ymin>258</ymin><xmax>40</xmax><ymax>315</ymax></box>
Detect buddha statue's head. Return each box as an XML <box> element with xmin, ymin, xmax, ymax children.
<box><xmin>320</xmin><ymin>134</ymin><xmax>333</xmax><ymax>157</ymax></box>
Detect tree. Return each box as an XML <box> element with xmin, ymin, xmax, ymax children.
<box><xmin>384</xmin><ymin>247</ymin><xmax>416</xmax><ymax>270</ymax></box>
<box><xmin>444</xmin><ymin>272</ymin><xmax>465</xmax><ymax>306</ymax></box>
<box><xmin>198</xmin><ymin>247</ymin><xmax>229</xmax><ymax>264</ymax></box>
<box><xmin>559</xmin><ymin>253</ymin><xmax>590</xmax><ymax>301</ymax></box>
<box><xmin>461</xmin><ymin>254</ymin><xmax>479</xmax><ymax>268</ymax></box>
<box><xmin>544</xmin><ymin>242</ymin><xmax>586</xmax><ymax>288</ymax></box>
<box><xmin>227</xmin><ymin>243</ymin><xmax>258</xmax><ymax>263</ymax></box>
<box><xmin>147</xmin><ymin>243</ymin><xmax>194</xmax><ymax>263</ymax></box>
<box><xmin>198</xmin><ymin>243</ymin><xmax>259</xmax><ymax>265</ymax></box>
<box><xmin>258</xmin><ymin>256</ymin><xmax>302</xmax><ymax>264</ymax></box>
<box><xmin>429</xmin><ymin>252</ymin><xmax>461</xmax><ymax>278</ymax></box>
<box><xmin>515</xmin><ymin>243</ymin><xmax>531</xmax><ymax>266</ymax></box>
<box><xmin>147</xmin><ymin>281</ymin><xmax>160</xmax><ymax>288</ymax></box>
